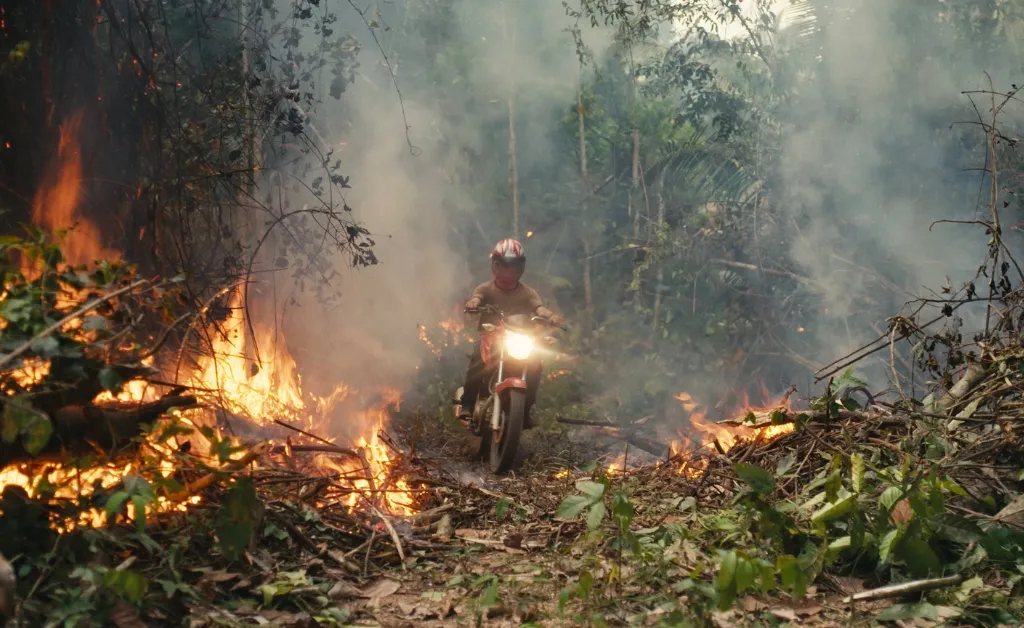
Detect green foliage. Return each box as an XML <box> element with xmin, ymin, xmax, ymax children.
<box><xmin>216</xmin><ymin>478</ymin><xmax>261</xmax><ymax>561</ymax></box>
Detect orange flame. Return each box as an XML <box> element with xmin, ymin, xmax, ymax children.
<box><xmin>30</xmin><ymin>112</ymin><xmax>119</xmax><ymax>268</ymax></box>
<box><xmin>666</xmin><ymin>387</ymin><xmax>795</xmax><ymax>478</ymax></box>
<box><xmin>3</xmin><ymin>113</ymin><xmax>415</xmax><ymax>523</ymax></box>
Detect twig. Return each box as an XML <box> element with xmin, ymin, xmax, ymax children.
<box><xmin>366</xmin><ymin>501</ymin><xmax>406</xmax><ymax>570</ymax></box>
<box><xmin>0</xmin><ymin>279</ymin><xmax>149</xmax><ymax>371</ymax></box>
<box><xmin>842</xmin><ymin>574</ymin><xmax>963</xmax><ymax>604</ymax></box>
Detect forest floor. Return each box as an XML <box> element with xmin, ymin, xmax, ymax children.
<box><xmin>6</xmin><ymin>399</ymin><xmax>1022</xmax><ymax>627</ymax></box>
<box><xmin>170</xmin><ymin>419</ymin><xmax>974</xmax><ymax>628</ymax></box>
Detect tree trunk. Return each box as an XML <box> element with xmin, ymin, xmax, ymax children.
<box><xmin>503</xmin><ymin>2</ymin><xmax>519</xmax><ymax>239</ymax></box>
<box><xmin>577</xmin><ymin>70</ymin><xmax>593</xmax><ymax>327</ymax></box>
<box><xmin>652</xmin><ymin>166</ymin><xmax>666</xmax><ymax>331</ymax></box>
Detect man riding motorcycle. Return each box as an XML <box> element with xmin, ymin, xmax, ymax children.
<box><xmin>459</xmin><ymin>238</ymin><xmax>564</xmax><ymax>428</ymax></box>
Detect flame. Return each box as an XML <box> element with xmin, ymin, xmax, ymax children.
<box><xmin>667</xmin><ymin>387</ymin><xmax>796</xmax><ymax>478</ymax></box>
<box><xmin>30</xmin><ymin>113</ymin><xmax>119</xmax><ymax>268</ymax></box>
<box><xmin>419</xmin><ymin>316</ymin><xmax>473</xmax><ymax>357</ymax></box>
<box><xmin>187</xmin><ymin>290</ymin><xmax>413</xmax><ymax>515</ymax></box>
<box><xmin>2</xmin><ymin>113</ymin><xmax>415</xmax><ymax>524</ymax></box>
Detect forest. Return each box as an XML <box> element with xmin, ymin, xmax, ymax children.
<box><xmin>0</xmin><ymin>0</ymin><xmax>1023</xmax><ymax>625</ymax></box>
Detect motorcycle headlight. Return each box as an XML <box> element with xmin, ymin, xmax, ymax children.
<box><xmin>505</xmin><ymin>331</ymin><xmax>534</xmax><ymax>360</ymax></box>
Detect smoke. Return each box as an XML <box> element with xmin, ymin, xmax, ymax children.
<box><xmin>774</xmin><ymin>1</ymin><xmax>1020</xmax><ymax>386</ymax></box>
<box><xmin>263</xmin><ymin>1</ymin><xmax>613</xmax><ymax>423</ymax></box>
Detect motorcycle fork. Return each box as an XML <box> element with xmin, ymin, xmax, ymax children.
<box><xmin>490</xmin><ymin>347</ymin><xmax>504</xmax><ymax>431</ymax></box>
<box><xmin>489</xmin><ymin>350</ymin><xmax>529</xmax><ymax>432</ymax></box>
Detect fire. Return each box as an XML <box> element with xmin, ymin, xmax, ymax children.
<box><xmin>418</xmin><ymin>316</ymin><xmax>473</xmax><ymax>357</ymax></box>
<box><xmin>2</xmin><ymin>112</ymin><xmax>415</xmax><ymax>526</ymax></box>
<box><xmin>187</xmin><ymin>290</ymin><xmax>414</xmax><ymax>515</ymax></box>
<box><xmin>668</xmin><ymin>388</ymin><xmax>796</xmax><ymax>477</ymax></box>
<box><xmin>30</xmin><ymin>112</ymin><xmax>119</xmax><ymax>268</ymax></box>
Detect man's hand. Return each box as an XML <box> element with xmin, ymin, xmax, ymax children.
<box><xmin>465</xmin><ymin>297</ymin><xmax>482</xmax><ymax>311</ymax></box>
<box><xmin>549</xmin><ymin>314</ymin><xmax>566</xmax><ymax>328</ymax></box>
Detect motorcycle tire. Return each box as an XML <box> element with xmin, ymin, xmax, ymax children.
<box><xmin>490</xmin><ymin>389</ymin><xmax>525</xmax><ymax>474</ymax></box>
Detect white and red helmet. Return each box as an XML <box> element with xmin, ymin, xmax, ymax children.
<box><xmin>490</xmin><ymin>238</ymin><xmax>526</xmax><ymax>278</ymax></box>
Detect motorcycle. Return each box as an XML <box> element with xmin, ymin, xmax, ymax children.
<box><xmin>453</xmin><ymin>305</ymin><xmax>562</xmax><ymax>473</ymax></box>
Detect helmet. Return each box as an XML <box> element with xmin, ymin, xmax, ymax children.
<box><xmin>490</xmin><ymin>238</ymin><xmax>526</xmax><ymax>282</ymax></box>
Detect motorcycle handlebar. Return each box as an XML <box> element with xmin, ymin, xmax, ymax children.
<box><xmin>463</xmin><ymin>307</ymin><xmax>567</xmax><ymax>330</ymax></box>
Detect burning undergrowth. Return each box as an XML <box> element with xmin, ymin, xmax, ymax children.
<box><xmin>0</xmin><ymin>117</ymin><xmax>426</xmax><ymax>550</ymax></box>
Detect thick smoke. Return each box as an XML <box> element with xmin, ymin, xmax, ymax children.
<box><xmin>774</xmin><ymin>1</ymin><xmax>1015</xmax><ymax>387</ymax></box>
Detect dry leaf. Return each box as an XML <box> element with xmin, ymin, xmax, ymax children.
<box><xmin>436</xmin><ymin>514</ymin><xmax>453</xmax><ymax>541</ymax></box>
<box><xmin>360</xmin><ymin>577</ymin><xmax>401</xmax><ymax>603</ymax></box>
<box><xmin>891</xmin><ymin>499</ymin><xmax>913</xmax><ymax>524</ymax></box>
<box><xmin>769</xmin><ymin>608</ymin><xmax>799</xmax><ymax>621</ymax></box>
<box><xmin>328</xmin><ymin>580</ymin><xmax>362</xmax><ymax>600</ymax></box>
<box><xmin>110</xmin><ymin>599</ymin><xmax>148</xmax><ymax>628</ymax></box>
<box><xmin>743</xmin><ymin>596</ymin><xmax>767</xmax><ymax>612</ymax></box>
<box><xmin>796</xmin><ymin>604</ymin><xmax>823</xmax><ymax>616</ymax></box>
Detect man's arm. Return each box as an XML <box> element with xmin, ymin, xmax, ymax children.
<box><xmin>528</xmin><ymin>288</ymin><xmax>564</xmax><ymax>326</ymax></box>
<box><xmin>465</xmin><ymin>282</ymin><xmax>488</xmax><ymax>310</ymax></box>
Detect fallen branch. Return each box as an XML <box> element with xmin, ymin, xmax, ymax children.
<box><xmin>0</xmin><ymin>395</ymin><xmax>198</xmax><ymax>464</ymax></box>
<box><xmin>169</xmin><ymin>442</ymin><xmax>269</xmax><ymax>501</ymax></box>
<box><xmin>556</xmin><ymin>417</ymin><xmax>669</xmax><ymax>457</ymax></box>
<box><xmin>366</xmin><ymin>501</ymin><xmax>406</xmax><ymax>570</ymax></box>
<box><xmin>842</xmin><ymin>574</ymin><xmax>964</xmax><ymax>604</ymax></box>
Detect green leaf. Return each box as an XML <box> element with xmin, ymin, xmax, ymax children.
<box><xmin>777</xmin><ymin>555</ymin><xmax>808</xmax><ymax>598</ymax></box>
<box><xmin>1</xmin><ymin>396</ymin><xmax>32</xmax><ymax>444</ymax></box>
<box><xmin>495</xmin><ymin>498</ymin><xmax>510</xmax><ymax>521</ymax></box>
<box><xmin>717</xmin><ymin>550</ymin><xmax>737</xmax><ymax>589</ymax></box>
<box><xmin>825</xmin><ymin>469</ymin><xmax>842</xmax><ymax>503</ymax></box>
<box><xmin>735</xmin><ymin>557</ymin><xmax>756</xmax><ymax>593</ymax></box>
<box><xmin>481</xmin><ymin>579</ymin><xmax>499</xmax><ymax>607</ymax></box>
<box><xmin>811</xmin><ymin>489</ymin><xmax>856</xmax><ymax>524</ymax></box>
<box><xmin>734</xmin><ymin>462</ymin><xmax>775</xmax><ymax>496</ymax></box>
<box><xmin>82</xmin><ymin>315</ymin><xmax>108</xmax><ymax>331</ymax></box>
<box><xmin>876</xmin><ymin>602</ymin><xmax>938</xmax><ymax>622</ymax></box>
<box><xmin>757</xmin><ymin>560</ymin><xmax>775</xmax><ymax>592</ymax></box>
<box><xmin>131</xmin><ymin>494</ymin><xmax>149</xmax><ymax>533</ymax></box>
<box><xmin>897</xmin><ymin>536</ymin><xmax>942</xmax><ymax>578</ymax></box>
<box><xmin>850</xmin><ymin>453</ymin><xmax>864</xmax><ymax>494</ymax></box>
<box><xmin>98</xmin><ymin>367</ymin><xmax>124</xmax><ymax>392</ymax></box>
<box><xmin>216</xmin><ymin>478</ymin><xmax>260</xmax><ymax>561</ymax></box>
<box><xmin>4</xmin><ymin>396</ymin><xmax>54</xmax><ymax>456</ymax></box>
<box><xmin>105</xmin><ymin>491</ymin><xmax>131</xmax><ymax>520</ymax></box>
<box><xmin>879</xmin><ymin>525</ymin><xmax>907</xmax><ymax>563</ymax></box>
<box><xmin>576</xmin><ymin>480</ymin><xmax>606</xmax><ymax>498</ymax></box>
<box><xmin>879</xmin><ymin>486</ymin><xmax>904</xmax><ymax>512</ymax></box>
<box><xmin>586</xmin><ymin>501</ymin><xmax>606</xmax><ymax>531</ymax></box>
<box><xmin>930</xmin><ymin>513</ymin><xmax>984</xmax><ymax>543</ymax></box>
<box><xmin>827</xmin><ymin>536</ymin><xmax>851</xmax><ymax>560</ymax></box>
<box><xmin>29</xmin><ymin>335</ymin><xmax>59</xmax><ymax>357</ymax></box>
<box><xmin>555</xmin><ymin>495</ymin><xmax>593</xmax><ymax>521</ymax></box>
<box><xmin>716</xmin><ymin>550</ymin><xmax>738</xmax><ymax>610</ymax></box>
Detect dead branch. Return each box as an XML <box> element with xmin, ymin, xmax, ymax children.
<box><xmin>0</xmin><ymin>395</ymin><xmax>198</xmax><ymax>464</ymax></box>
<box><xmin>842</xmin><ymin>574</ymin><xmax>964</xmax><ymax>604</ymax></box>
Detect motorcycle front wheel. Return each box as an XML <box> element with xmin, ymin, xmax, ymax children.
<box><xmin>490</xmin><ymin>389</ymin><xmax>525</xmax><ymax>474</ymax></box>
